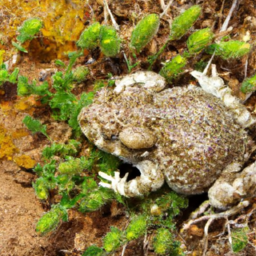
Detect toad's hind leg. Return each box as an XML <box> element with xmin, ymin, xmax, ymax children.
<box><xmin>191</xmin><ymin>65</ymin><xmax>256</xmax><ymax>128</ymax></box>
<box><xmin>99</xmin><ymin>160</ymin><xmax>165</xmax><ymax>197</ymax></box>
<box><xmin>208</xmin><ymin>161</ymin><xmax>256</xmax><ymax>209</ymax></box>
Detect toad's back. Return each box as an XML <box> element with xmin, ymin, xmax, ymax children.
<box><xmin>152</xmin><ymin>87</ymin><xmax>249</xmax><ymax>194</ymax></box>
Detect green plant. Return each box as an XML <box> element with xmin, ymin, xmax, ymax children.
<box><xmin>240</xmin><ymin>73</ymin><xmax>256</xmax><ymax>93</ymax></box>
<box><xmin>77</xmin><ymin>23</ymin><xmax>121</xmax><ymax>57</ymax></box>
<box><xmin>18</xmin><ymin>51</ymin><xmax>94</xmax><ymax>137</ymax></box>
<box><xmin>12</xmin><ymin>18</ymin><xmax>43</xmax><ymax>52</ymax></box>
<box><xmin>130</xmin><ymin>14</ymin><xmax>160</xmax><ymax>53</ymax></box>
<box><xmin>206</xmin><ymin>40</ymin><xmax>251</xmax><ymax>59</ymax></box>
<box><xmin>22</xmin><ymin>116</ymin><xmax>50</xmax><ymax>140</ymax></box>
<box><xmin>36</xmin><ymin>204</ymin><xmax>68</xmax><ymax>235</ymax></box>
<box><xmin>186</xmin><ymin>28</ymin><xmax>214</xmax><ymax>55</ymax></box>
<box><xmin>0</xmin><ymin>65</ymin><xmax>19</xmax><ymax>86</ymax></box>
<box><xmin>77</xmin><ymin>22</ymin><xmax>101</xmax><ymax>50</ymax></box>
<box><xmin>170</xmin><ymin>5</ymin><xmax>201</xmax><ymax>40</ymax></box>
<box><xmin>99</xmin><ymin>26</ymin><xmax>121</xmax><ymax>57</ymax></box>
<box><xmin>159</xmin><ymin>55</ymin><xmax>187</xmax><ymax>82</ymax></box>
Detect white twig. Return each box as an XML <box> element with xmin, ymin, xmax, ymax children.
<box><xmin>244</xmin><ymin>59</ymin><xmax>248</xmax><ymax>79</ymax></box>
<box><xmin>202</xmin><ymin>217</ymin><xmax>214</xmax><ymax>256</ymax></box>
<box><xmin>159</xmin><ymin>0</ymin><xmax>166</xmax><ymax>10</ymax></box>
<box><xmin>184</xmin><ymin>201</ymin><xmax>249</xmax><ymax>230</ymax></box>
<box><xmin>203</xmin><ymin>51</ymin><xmax>215</xmax><ymax>75</ymax></box>
<box><xmin>104</xmin><ymin>0</ymin><xmax>119</xmax><ymax>30</ymax></box>
<box><xmin>220</xmin><ymin>0</ymin><xmax>238</xmax><ymax>32</ymax></box>
<box><xmin>160</xmin><ymin>0</ymin><xmax>174</xmax><ymax>18</ymax></box>
<box><xmin>121</xmin><ymin>243</ymin><xmax>127</xmax><ymax>256</ymax></box>
<box><xmin>184</xmin><ymin>201</ymin><xmax>250</xmax><ymax>255</ymax></box>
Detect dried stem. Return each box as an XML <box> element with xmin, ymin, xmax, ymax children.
<box><xmin>160</xmin><ymin>0</ymin><xmax>174</xmax><ymax>18</ymax></box>
<box><xmin>103</xmin><ymin>0</ymin><xmax>119</xmax><ymax>30</ymax></box>
<box><xmin>220</xmin><ymin>0</ymin><xmax>238</xmax><ymax>32</ymax></box>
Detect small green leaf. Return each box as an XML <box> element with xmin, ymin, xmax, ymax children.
<box><xmin>22</xmin><ymin>115</ymin><xmax>48</xmax><ymax>138</ymax></box>
<box><xmin>170</xmin><ymin>5</ymin><xmax>201</xmax><ymax>40</ymax></box>
<box><xmin>17</xmin><ymin>18</ymin><xmax>43</xmax><ymax>43</ymax></box>
<box><xmin>79</xmin><ymin>190</ymin><xmax>105</xmax><ymax>212</ymax></box>
<box><xmin>241</xmin><ymin>73</ymin><xmax>256</xmax><ymax>93</ymax></box>
<box><xmin>33</xmin><ymin>177</ymin><xmax>50</xmax><ymax>200</ymax></box>
<box><xmin>0</xmin><ymin>69</ymin><xmax>9</xmax><ymax>85</ymax></box>
<box><xmin>68</xmin><ymin>92</ymin><xmax>94</xmax><ymax>136</ymax></box>
<box><xmin>187</xmin><ymin>28</ymin><xmax>214</xmax><ymax>55</ymax></box>
<box><xmin>55</xmin><ymin>59</ymin><xmax>66</xmax><ymax>67</ymax></box>
<box><xmin>206</xmin><ymin>40</ymin><xmax>251</xmax><ymax>59</ymax></box>
<box><xmin>97</xmin><ymin>150</ymin><xmax>120</xmax><ymax>175</ymax></box>
<box><xmin>49</xmin><ymin>91</ymin><xmax>77</xmax><ymax>121</ymax></box>
<box><xmin>99</xmin><ymin>26</ymin><xmax>120</xmax><ymax>57</ymax></box>
<box><xmin>9</xmin><ymin>68</ymin><xmax>19</xmax><ymax>83</ymax></box>
<box><xmin>36</xmin><ymin>204</ymin><xmax>68</xmax><ymax>235</ymax></box>
<box><xmin>82</xmin><ymin>245</ymin><xmax>104</xmax><ymax>256</ymax></box>
<box><xmin>12</xmin><ymin>41</ymin><xmax>28</xmax><ymax>53</ymax></box>
<box><xmin>77</xmin><ymin>22</ymin><xmax>101</xmax><ymax>50</ymax></box>
<box><xmin>130</xmin><ymin>14</ymin><xmax>160</xmax><ymax>53</ymax></box>
<box><xmin>81</xmin><ymin>177</ymin><xmax>98</xmax><ymax>194</ymax></box>
<box><xmin>17</xmin><ymin>76</ymin><xmax>49</xmax><ymax>96</ymax></box>
<box><xmin>42</xmin><ymin>140</ymin><xmax>81</xmax><ymax>159</ymax></box>
<box><xmin>58</xmin><ymin>158</ymin><xmax>85</xmax><ymax>175</ymax></box>
<box><xmin>159</xmin><ymin>55</ymin><xmax>187</xmax><ymax>82</ymax></box>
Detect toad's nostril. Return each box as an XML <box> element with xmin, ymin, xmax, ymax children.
<box><xmin>119</xmin><ymin>163</ymin><xmax>141</xmax><ymax>182</ymax></box>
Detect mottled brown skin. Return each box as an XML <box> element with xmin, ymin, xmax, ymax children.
<box><xmin>78</xmin><ymin>84</ymin><xmax>250</xmax><ymax>196</ymax></box>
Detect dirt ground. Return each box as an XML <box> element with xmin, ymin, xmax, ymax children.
<box><xmin>0</xmin><ymin>169</ymin><xmax>47</xmax><ymax>256</ymax></box>
<box><xmin>2</xmin><ymin>0</ymin><xmax>256</xmax><ymax>255</ymax></box>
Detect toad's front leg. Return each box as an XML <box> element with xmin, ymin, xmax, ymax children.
<box><xmin>99</xmin><ymin>160</ymin><xmax>165</xmax><ymax>197</ymax></box>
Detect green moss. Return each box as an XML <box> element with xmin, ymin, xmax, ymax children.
<box><xmin>103</xmin><ymin>227</ymin><xmax>123</xmax><ymax>252</ymax></box>
<box><xmin>126</xmin><ymin>215</ymin><xmax>147</xmax><ymax>241</ymax></box>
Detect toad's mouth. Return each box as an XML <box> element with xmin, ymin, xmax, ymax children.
<box><xmin>119</xmin><ymin>163</ymin><xmax>141</xmax><ymax>182</ymax></box>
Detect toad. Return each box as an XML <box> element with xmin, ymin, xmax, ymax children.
<box><xmin>78</xmin><ymin>67</ymin><xmax>256</xmax><ymax>209</ymax></box>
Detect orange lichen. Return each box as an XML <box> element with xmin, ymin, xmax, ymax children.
<box><xmin>0</xmin><ymin>124</ymin><xmax>19</xmax><ymax>160</ymax></box>
<box><xmin>11</xmin><ymin>129</ymin><xmax>29</xmax><ymax>139</ymax></box>
<box><xmin>14</xmin><ymin>96</ymin><xmax>39</xmax><ymax>112</ymax></box>
<box><xmin>14</xmin><ymin>155</ymin><xmax>36</xmax><ymax>169</ymax></box>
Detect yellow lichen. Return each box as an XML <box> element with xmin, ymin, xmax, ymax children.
<box><xmin>14</xmin><ymin>96</ymin><xmax>38</xmax><ymax>112</ymax></box>
<box><xmin>11</xmin><ymin>129</ymin><xmax>29</xmax><ymax>139</ymax></box>
<box><xmin>1</xmin><ymin>0</ymin><xmax>88</xmax><ymax>61</ymax></box>
<box><xmin>0</xmin><ymin>124</ymin><xmax>19</xmax><ymax>160</ymax></box>
<box><xmin>14</xmin><ymin>155</ymin><xmax>36</xmax><ymax>169</ymax></box>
